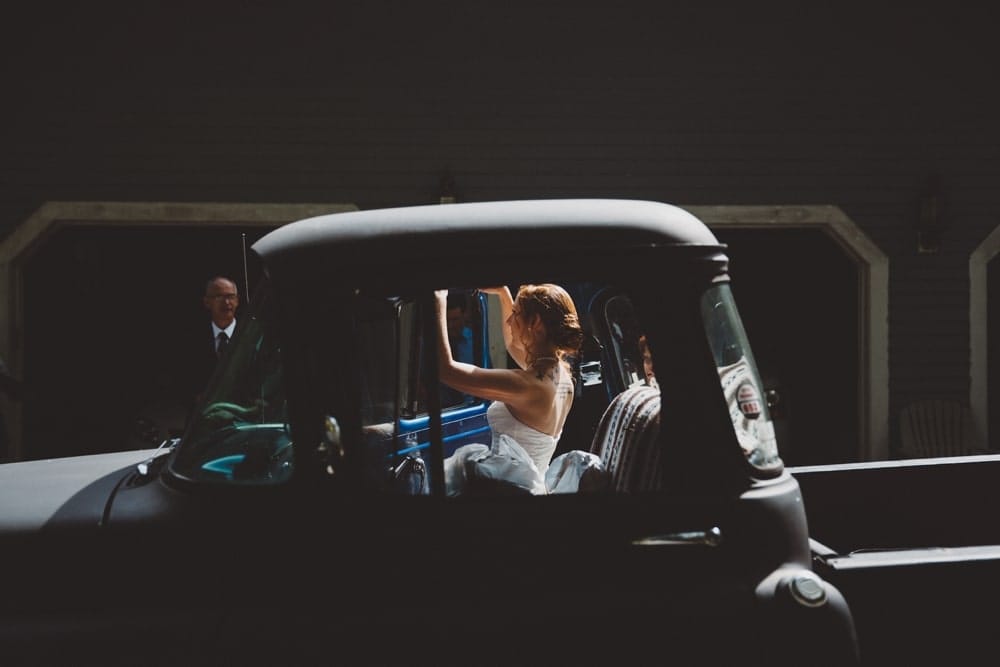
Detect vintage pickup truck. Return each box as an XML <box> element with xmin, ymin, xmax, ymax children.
<box><xmin>6</xmin><ymin>197</ymin><xmax>969</xmax><ymax>665</ymax></box>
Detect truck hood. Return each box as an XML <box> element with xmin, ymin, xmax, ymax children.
<box><xmin>0</xmin><ymin>449</ymin><xmax>161</xmax><ymax>533</ymax></box>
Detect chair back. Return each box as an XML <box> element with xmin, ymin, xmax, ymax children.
<box><xmin>590</xmin><ymin>384</ymin><xmax>662</xmax><ymax>492</ymax></box>
<box><xmin>899</xmin><ymin>399</ymin><xmax>983</xmax><ymax>458</ymax></box>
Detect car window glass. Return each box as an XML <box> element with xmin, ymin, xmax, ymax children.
<box><xmin>701</xmin><ymin>283</ymin><xmax>781</xmax><ymax>470</ymax></box>
<box><xmin>171</xmin><ymin>290</ymin><xmax>292</xmax><ymax>485</ymax></box>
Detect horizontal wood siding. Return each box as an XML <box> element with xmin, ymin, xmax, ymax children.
<box><xmin>0</xmin><ymin>1</ymin><xmax>996</xmax><ymax>456</ymax></box>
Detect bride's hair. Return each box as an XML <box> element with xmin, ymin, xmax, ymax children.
<box><xmin>515</xmin><ymin>284</ymin><xmax>584</xmax><ymax>358</ymax></box>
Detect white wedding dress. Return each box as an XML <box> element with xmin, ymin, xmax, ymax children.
<box><xmin>486</xmin><ymin>400</ymin><xmax>559</xmax><ymax>476</ymax></box>
<box><xmin>443</xmin><ymin>400</ymin><xmax>560</xmax><ymax>496</ymax></box>
<box><xmin>443</xmin><ymin>400</ymin><xmax>611</xmax><ymax>496</ymax></box>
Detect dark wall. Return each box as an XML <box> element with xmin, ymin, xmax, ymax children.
<box><xmin>1</xmin><ymin>1</ymin><xmax>998</xmax><ymax>458</ymax></box>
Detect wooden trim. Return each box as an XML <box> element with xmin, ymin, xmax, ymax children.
<box><xmin>968</xmin><ymin>225</ymin><xmax>1000</xmax><ymax>451</ymax></box>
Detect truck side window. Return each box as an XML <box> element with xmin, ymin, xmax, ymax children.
<box><xmin>598</xmin><ymin>293</ymin><xmax>651</xmax><ymax>393</ymax></box>
<box><xmin>356</xmin><ymin>298</ymin><xmax>399</xmax><ymax>428</ymax></box>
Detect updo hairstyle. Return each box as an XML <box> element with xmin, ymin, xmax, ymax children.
<box><xmin>515</xmin><ymin>283</ymin><xmax>584</xmax><ymax>357</ymax></box>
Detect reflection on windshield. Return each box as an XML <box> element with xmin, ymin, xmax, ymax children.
<box><xmin>701</xmin><ymin>284</ymin><xmax>781</xmax><ymax>470</ymax></box>
<box><xmin>170</xmin><ymin>290</ymin><xmax>292</xmax><ymax>485</ymax></box>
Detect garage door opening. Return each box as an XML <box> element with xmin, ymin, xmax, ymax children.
<box><xmin>715</xmin><ymin>228</ymin><xmax>858</xmax><ymax>465</ymax></box>
<box><xmin>0</xmin><ymin>202</ymin><xmax>355</xmax><ymax>462</ymax></box>
<box><xmin>690</xmin><ymin>204</ymin><xmax>888</xmax><ymax>463</ymax></box>
<box><xmin>1</xmin><ymin>202</ymin><xmax>884</xmax><ymax>463</ymax></box>
<box><xmin>22</xmin><ymin>225</ymin><xmax>279</xmax><ymax>459</ymax></box>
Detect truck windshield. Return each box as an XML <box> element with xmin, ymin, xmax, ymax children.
<box><xmin>701</xmin><ymin>283</ymin><xmax>781</xmax><ymax>471</ymax></box>
<box><xmin>170</xmin><ymin>287</ymin><xmax>291</xmax><ymax>485</ymax></box>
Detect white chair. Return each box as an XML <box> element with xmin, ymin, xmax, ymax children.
<box><xmin>898</xmin><ymin>399</ymin><xmax>985</xmax><ymax>458</ymax></box>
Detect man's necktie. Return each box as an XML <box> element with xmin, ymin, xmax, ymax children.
<box><xmin>217</xmin><ymin>331</ymin><xmax>229</xmax><ymax>358</ymax></box>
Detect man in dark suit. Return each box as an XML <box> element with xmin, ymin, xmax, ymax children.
<box><xmin>195</xmin><ymin>275</ymin><xmax>240</xmax><ymax>396</ymax></box>
<box><xmin>169</xmin><ymin>275</ymin><xmax>241</xmax><ymax>410</ymax></box>
<box><xmin>126</xmin><ymin>276</ymin><xmax>242</xmax><ymax>449</ymax></box>
<box><xmin>189</xmin><ymin>276</ymin><xmax>287</xmax><ymax>432</ymax></box>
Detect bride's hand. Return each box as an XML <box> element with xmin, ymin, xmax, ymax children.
<box><xmin>478</xmin><ymin>286</ymin><xmax>505</xmax><ymax>296</ymax></box>
<box><xmin>434</xmin><ymin>289</ymin><xmax>448</xmax><ymax>310</ymax></box>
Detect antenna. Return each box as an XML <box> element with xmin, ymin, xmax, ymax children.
<box><xmin>241</xmin><ymin>233</ymin><xmax>251</xmax><ymax>305</ymax></box>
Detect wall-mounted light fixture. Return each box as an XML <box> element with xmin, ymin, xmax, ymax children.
<box><xmin>916</xmin><ymin>173</ymin><xmax>945</xmax><ymax>254</ymax></box>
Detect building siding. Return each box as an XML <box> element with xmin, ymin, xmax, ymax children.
<box><xmin>1</xmin><ymin>1</ymin><xmax>997</xmax><ymax>457</ymax></box>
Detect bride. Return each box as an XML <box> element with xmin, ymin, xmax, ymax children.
<box><xmin>434</xmin><ymin>285</ymin><xmax>583</xmax><ymax>479</ymax></box>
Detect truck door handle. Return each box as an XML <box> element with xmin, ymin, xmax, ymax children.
<box><xmin>631</xmin><ymin>527</ymin><xmax>722</xmax><ymax>547</ymax></box>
